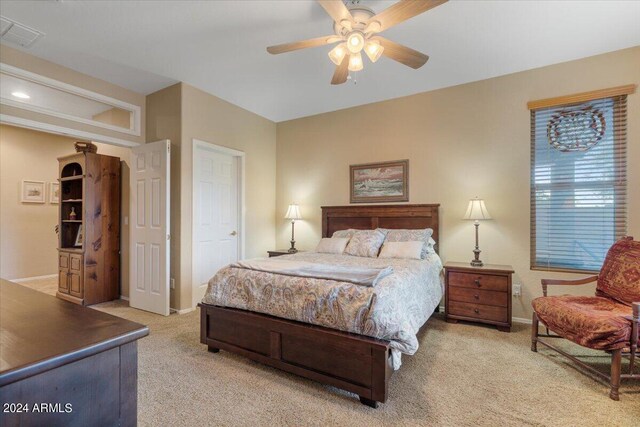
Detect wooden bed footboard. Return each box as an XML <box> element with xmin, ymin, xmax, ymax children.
<box><xmin>199</xmin><ymin>303</ymin><xmax>393</xmax><ymax>407</ymax></box>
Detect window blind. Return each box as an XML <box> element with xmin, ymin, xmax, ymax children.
<box><xmin>530</xmin><ymin>95</ymin><xmax>627</xmax><ymax>272</ymax></box>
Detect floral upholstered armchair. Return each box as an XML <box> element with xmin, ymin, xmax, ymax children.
<box><xmin>531</xmin><ymin>237</ymin><xmax>640</xmax><ymax>400</ymax></box>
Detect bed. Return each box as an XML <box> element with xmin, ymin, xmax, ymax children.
<box><xmin>199</xmin><ymin>204</ymin><xmax>441</xmax><ymax>407</ymax></box>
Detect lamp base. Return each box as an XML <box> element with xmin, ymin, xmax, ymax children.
<box><xmin>288</xmin><ymin>248</ymin><xmax>298</xmax><ymax>253</ymax></box>
<box><xmin>470</xmin><ymin>248</ymin><xmax>483</xmax><ymax>267</ymax></box>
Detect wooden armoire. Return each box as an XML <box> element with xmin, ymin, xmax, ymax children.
<box><xmin>57</xmin><ymin>151</ymin><xmax>121</xmax><ymax>306</ymax></box>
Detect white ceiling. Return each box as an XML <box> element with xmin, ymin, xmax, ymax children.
<box><xmin>1</xmin><ymin>1</ymin><xmax>639</xmax><ymax>122</ymax></box>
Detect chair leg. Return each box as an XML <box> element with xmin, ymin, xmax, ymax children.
<box><xmin>610</xmin><ymin>349</ymin><xmax>622</xmax><ymax>401</ymax></box>
<box><xmin>531</xmin><ymin>312</ymin><xmax>538</xmax><ymax>352</ymax></box>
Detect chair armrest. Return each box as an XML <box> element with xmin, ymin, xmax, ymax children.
<box><xmin>541</xmin><ymin>275</ymin><xmax>598</xmax><ymax>297</ymax></box>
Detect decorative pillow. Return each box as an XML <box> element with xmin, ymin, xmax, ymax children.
<box><xmin>380</xmin><ymin>228</ymin><xmax>434</xmax><ymax>259</ymax></box>
<box><xmin>344</xmin><ymin>229</ymin><xmax>387</xmax><ymax>258</ymax></box>
<box><xmin>596</xmin><ymin>238</ymin><xmax>640</xmax><ymax>306</ymax></box>
<box><xmin>315</xmin><ymin>237</ymin><xmax>350</xmax><ymax>254</ymax></box>
<box><xmin>379</xmin><ymin>241</ymin><xmax>423</xmax><ymax>260</ymax></box>
<box><xmin>424</xmin><ymin>237</ymin><xmax>437</xmax><ymax>255</ymax></box>
<box><xmin>332</xmin><ymin>229</ymin><xmax>357</xmax><ymax>239</ymax></box>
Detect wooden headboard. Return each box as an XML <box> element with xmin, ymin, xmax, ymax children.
<box><xmin>321</xmin><ymin>204</ymin><xmax>440</xmax><ymax>251</ymax></box>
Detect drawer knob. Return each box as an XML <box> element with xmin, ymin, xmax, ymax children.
<box><xmin>474</xmin><ymin>308</ymin><xmax>480</xmax><ymax>314</ymax></box>
<box><xmin>475</xmin><ymin>278</ymin><xmax>481</xmax><ymax>287</ymax></box>
<box><xmin>474</xmin><ymin>294</ymin><xmax>480</xmax><ymax>300</ymax></box>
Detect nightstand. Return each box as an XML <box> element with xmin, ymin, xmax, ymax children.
<box><xmin>267</xmin><ymin>250</ymin><xmax>302</xmax><ymax>258</ymax></box>
<box><xmin>444</xmin><ymin>262</ymin><xmax>514</xmax><ymax>332</ymax></box>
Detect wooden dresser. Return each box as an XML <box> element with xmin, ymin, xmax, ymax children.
<box><xmin>57</xmin><ymin>152</ymin><xmax>120</xmax><ymax>305</ymax></box>
<box><xmin>0</xmin><ymin>279</ymin><xmax>148</xmax><ymax>426</ymax></box>
<box><xmin>267</xmin><ymin>250</ymin><xmax>305</xmax><ymax>257</ymax></box>
<box><xmin>444</xmin><ymin>262</ymin><xmax>514</xmax><ymax>332</ymax></box>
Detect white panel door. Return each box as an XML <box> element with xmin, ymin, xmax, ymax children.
<box><xmin>130</xmin><ymin>140</ymin><xmax>170</xmax><ymax>316</ymax></box>
<box><xmin>193</xmin><ymin>148</ymin><xmax>238</xmax><ymax>307</ymax></box>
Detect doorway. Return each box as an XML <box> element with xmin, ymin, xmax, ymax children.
<box><xmin>192</xmin><ymin>139</ymin><xmax>245</xmax><ymax>308</ymax></box>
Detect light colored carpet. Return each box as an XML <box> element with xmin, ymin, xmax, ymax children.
<box><xmin>92</xmin><ymin>301</ymin><xmax>639</xmax><ymax>427</ymax></box>
<box><xmin>20</xmin><ymin>279</ymin><xmax>640</xmax><ymax>426</ymax></box>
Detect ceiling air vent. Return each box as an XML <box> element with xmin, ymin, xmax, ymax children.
<box><xmin>0</xmin><ymin>16</ymin><xmax>44</xmax><ymax>48</ymax></box>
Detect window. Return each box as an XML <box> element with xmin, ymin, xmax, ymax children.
<box><xmin>529</xmin><ymin>88</ymin><xmax>630</xmax><ymax>272</ymax></box>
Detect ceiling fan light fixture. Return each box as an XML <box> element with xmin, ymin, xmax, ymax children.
<box><xmin>339</xmin><ymin>19</ymin><xmax>353</xmax><ymax>31</ymax></box>
<box><xmin>364</xmin><ymin>40</ymin><xmax>384</xmax><ymax>63</ymax></box>
<box><xmin>346</xmin><ymin>31</ymin><xmax>365</xmax><ymax>53</ymax></box>
<box><xmin>328</xmin><ymin>43</ymin><xmax>348</xmax><ymax>65</ymax></box>
<box><xmin>348</xmin><ymin>52</ymin><xmax>364</xmax><ymax>72</ymax></box>
<box><xmin>364</xmin><ymin>20</ymin><xmax>381</xmax><ymax>34</ymax></box>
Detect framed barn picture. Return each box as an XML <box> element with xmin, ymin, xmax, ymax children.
<box><xmin>350</xmin><ymin>160</ymin><xmax>409</xmax><ymax>203</ymax></box>
<box><xmin>21</xmin><ymin>180</ymin><xmax>46</xmax><ymax>203</ymax></box>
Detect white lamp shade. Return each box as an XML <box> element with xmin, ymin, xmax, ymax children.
<box><xmin>364</xmin><ymin>40</ymin><xmax>384</xmax><ymax>63</ymax></box>
<box><xmin>463</xmin><ymin>198</ymin><xmax>492</xmax><ymax>220</ymax></box>
<box><xmin>348</xmin><ymin>52</ymin><xmax>363</xmax><ymax>72</ymax></box>
<box><xmin>285</xmin><ymin>204</ymin><xmax>302</xmax><ymax>220</ymax></box>
<box><xmin>328</xmin><ymin>43</ymin><xmax>348</xmax><ymax>66</ymax></box>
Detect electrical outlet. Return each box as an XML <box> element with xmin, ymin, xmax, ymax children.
<box><xmin>513</xmin><ymin>284</ymin><xmax>522</xmax><ymax>297</ymax></box>
<box><xmin>170</xmin><ymin>278</ymin><xmax>175</xmax><ymax>289</ymax></box>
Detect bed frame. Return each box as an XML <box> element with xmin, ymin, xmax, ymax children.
<box><xmin>199</xmin><ymin>204</ymin><xmax>440</xmax><ymax>408</ymax></box>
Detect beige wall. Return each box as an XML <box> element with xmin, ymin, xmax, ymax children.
<box><xmin>0</xmin><ymin>125</ymin><xmax>132</xmax><ymax>296</ymax></box>
<box><xmin>92</xmin><ymin>107</ymin><xmax>132</xmax><ymax>129</ymax></box>
<box><xmin>276</xmin><ymin>46</ymin><xmax>640</xmax><ymax>321</ymax></box>
<box><xmin>1</xmin><ymin>45</ymin><xmax>145</xmax><ymax>146</ymax></box>
<box><xmin>146</xmin><ymin>83</ymin><xmax>277</xmax><ymax>311</ymax></box>
<box><xmin>180</xmin><ymin>83</ymin><xmax>277</xmax><ymax>310</ymax></box>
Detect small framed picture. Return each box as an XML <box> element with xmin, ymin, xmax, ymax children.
<box><xmin>74</xmin><ymin>225</ymin><xmax>83</xmax><ymax>247</ymax></box>
<box><xmin>21</xmin><ymin>180</ymin><xmax>46</xmax><ymax>203</ymax></box>
<box><xmin>49</xmin><ymin>182</ymin><xmax>60</xmax><ymax>204</ymax></box>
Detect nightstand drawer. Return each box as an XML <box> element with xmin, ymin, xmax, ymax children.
<box><xmin>448</xmin><ymin>287</ymin><xmax>508</xmax><ymax>307</ymax></box>
<box><xmin>448</xmin><ymin>272</ymin><xmax>508</xmax><ymax>292</ymax></box>
<box><xmin>448</xmin><ymin>301</ymin><xmax>508</xmax><ymax>323</ymax></box>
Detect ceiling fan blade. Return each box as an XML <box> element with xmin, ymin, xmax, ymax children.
<box><xmin>368</xmin><ymin>0</ymin><xmax>448</xmax><ymax>32</ymax></box>
<box><xmin>374</xmin><ymin>37</ymin><xmax>429</xmax><ymax>69</ymax></box>
<box><xmin>267</xmin><ymin>35</ymin><xmax>339</xmax><ymax>54</ymax></box>
<box><xmin>331</xmin><ymin>55</ymin><xmax>349</xmax><ymax>85</ymax></box>
<box><xmin>317</xmin><ymin>0</ymin><xmax>354</xmax><ymax>24</ymax></box>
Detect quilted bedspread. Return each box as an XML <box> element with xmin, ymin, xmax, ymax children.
<box><xmin>202</xmin><ymin>251</ymin><xmax>444</xmax><ymax>369</ymax></box>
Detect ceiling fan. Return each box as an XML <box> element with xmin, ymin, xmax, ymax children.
<box><xmin>267</xmin><ymin>0</ymin><xmax>448</xmax><ymax>85</ymax></box>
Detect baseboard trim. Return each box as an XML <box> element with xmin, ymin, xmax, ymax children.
<box><xmin>120</xmin><ymin>295</ymin><xmax>129</xmax><ymax>301</ymax></box>
<box><xmin>170</xmin><ymin>307</ymin><xmax>195</xmax><ymax>315</ymax></box>
<box><xmin>512</xmin><ymin>316</ymin><xmax>533</xmax><ymax>325</ymax></box>
<box><xmin>12</xmin><ymin>274</ymin><xmax>57</xmax><ymax>283</ymax></box>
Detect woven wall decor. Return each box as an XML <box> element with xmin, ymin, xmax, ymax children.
<box><xmin>546</xmin><ymin>105</ymin><xmax>605</xmax><ymax>152</ymax></box>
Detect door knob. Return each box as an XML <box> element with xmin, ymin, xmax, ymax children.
<box><xmin>230</xmin><ymin>231</ymin><xmax>237</xmax><ymax>236</ymax></box>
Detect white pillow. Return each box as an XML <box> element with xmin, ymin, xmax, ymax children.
<box><xmin>380</xmin><ymin>228</ymin><xmax>434</xmax><ymax>259</ymax></box>
<box><xmin>315</xmin><ymin>237</ymin><xmax>350</xmax><ymax>254</ymax></box>
<box><xmin>379</xmin><ymin>241</ymin><xmax>424</xmax><ymax>260</ymax></box>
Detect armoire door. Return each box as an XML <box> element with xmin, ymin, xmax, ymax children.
<box><xmin>58</xmin><ymin>252</ymin><xmax>70</xmax><ymax>294</ymax></box>
<box><xmin>69</xmin><ymin>253</ymin><xmax>83</xmax><ymax>298</ymax></box>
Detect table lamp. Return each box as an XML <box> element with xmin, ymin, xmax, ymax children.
<box><xmin>463</xmin><ymin>197</ymin><xmax>492</xmax><ymax>267</ymax></box>
<box><xmin>285</xmin><ymin>203</ymin><xmax>302</xmax><ymax>253</ymax></box>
